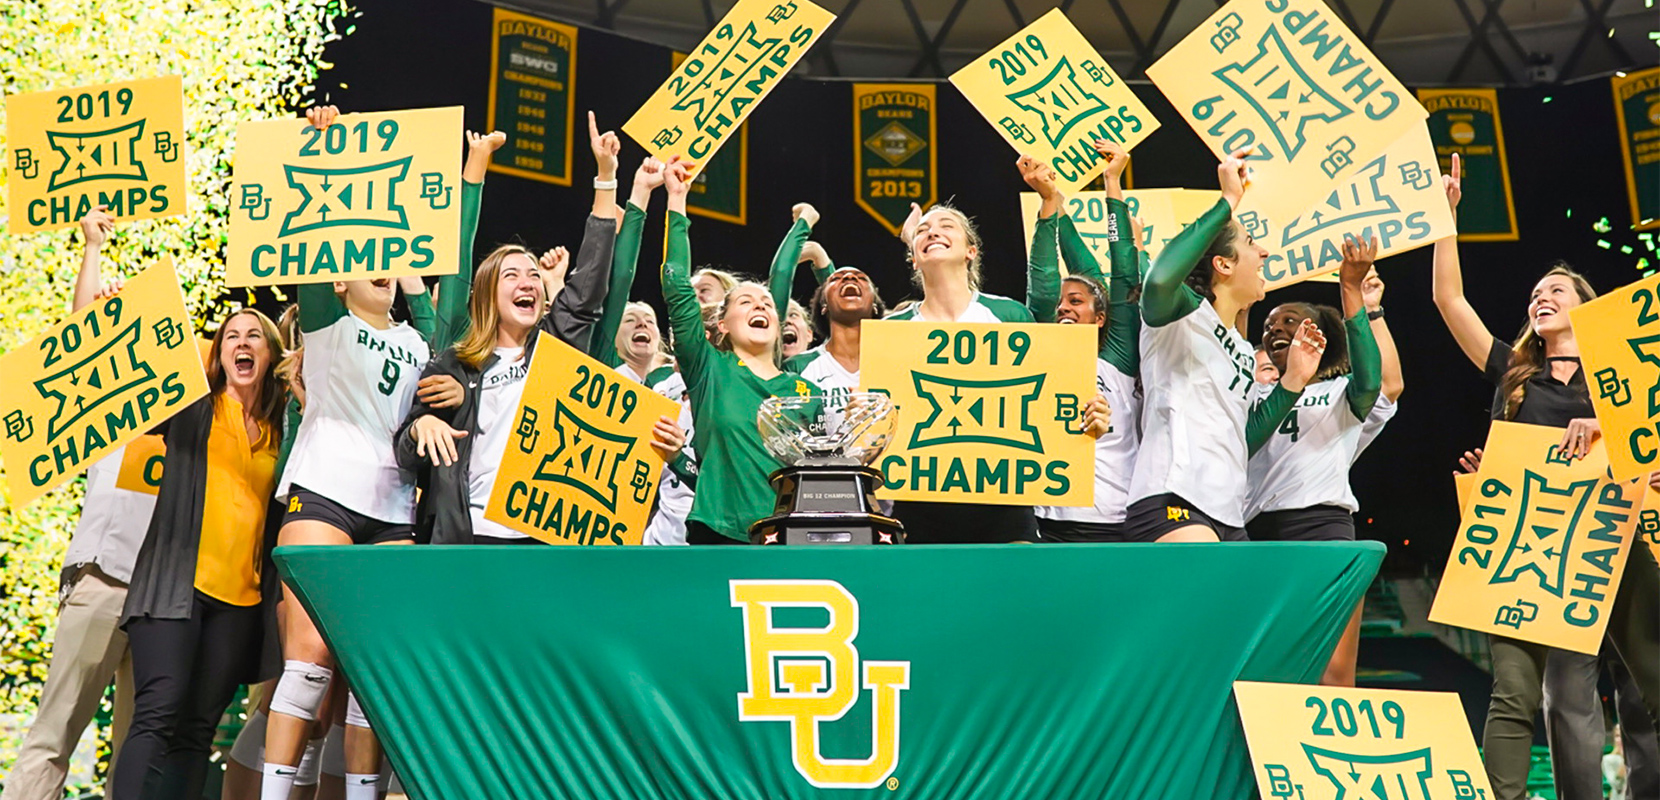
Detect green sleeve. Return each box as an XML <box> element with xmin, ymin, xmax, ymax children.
<box><xmin>1140</xmin><ymin>198</ymin><xmax>1231</xmax><ymax>328</ymax></box>
<box><xmin>591</xmin><ymin>201</ymin><xmax>648</xmax><ymax>366</ymax></box>
<box><xmin>767</xmin><ymin>217</ymin><xmax>812</xmax><ymax>314</ymax></box>
<box><xmin>1343</xmin><ymin>309</ymin><xmax>1383</xmax><ymax>420</ymax></box>
<box><xmin>666</xmin><ymin>451</ymin><xmax>698</xmax><ymax>489</ymax></box>
<box><xmin>296</xmin><ymin>282</ymin><xmax>347</xmax><ymax>333</ymax></box>
<box><xmin>1247</xmin><ymin>384</ymin><xmax>1303</xmax><ymax>455</ymax></box>
<box><xmin>430</xmin><ymin>179</ymin><xmax>483</xmax><ymax>351</ymax></box>
<box><xmin>1025</xmin><ymin>215</ymin><xmax>1061</xmax><ymax>323</ymax></box>
<box><xmin>1056</xmin><ymin>214</ymin><xmax>1106</xmax><ymax>283</ymax></box>
<box><xmin>810</xmin><ymin>258</ymin><xmax>835</xmax><ymax>285</ymax></box>
<box><xmin>662</xmin><ymin>212</ymin><xmax>713</xmax><ymax>383</ymax></box>
<box><xmin>405</xmin><ymin>288</ymin><xmax>436</xmax><ymax>342</ymax></box>
<box><xmin>1103</xmin><ymin>198</ymin><xmax>1141</xmax><ymax>375</ymax></box>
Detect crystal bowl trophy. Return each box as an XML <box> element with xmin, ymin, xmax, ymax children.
<box><xmin>749</xmin><ymin>392</ymin><xmax>905</xmax><ymax>545</ymax></box>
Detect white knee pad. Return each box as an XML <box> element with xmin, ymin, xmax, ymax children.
<box><xmin>228</xmin><ymin>708</ymin><xmax>268</xmax><ymax>768</ymax></box>
<box><xmin>295</xmin><ymin>735</ymin><xmax>324</xmax><ymax>786</ymax></box>
<box><xmin>321</xmin><ymin>723</ymin><xmax>347</xmax><ymax>777</ymax></box>
<box><xmin>344</xmin><ymin>690</ymin><xmax>371</xmax><ymax>730</ymax></box>
<box><xmin>270</xmin><ymin>660</ymin><xmax>333</xmax><ymax>721</ymax></box>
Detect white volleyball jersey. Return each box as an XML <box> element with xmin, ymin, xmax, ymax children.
<box><xmin>470</xmin><ymin>347</ymin><xmax>531</xmax><ymax>540</ymax></box>
<box><xmin>1245</xmin><ymin>380</ymin><xmax>1398</xmax><ymax>518</ymax></box>
<box><xmin>885</xmin><ymin>291</ymin><xmax>1028</xmax><ymax>323</ymax></box>
<box><xmin>791</xmin><ymin>346</ymin><xmax>858</xmax><ymax>434</ymax></box>
<box><xmin>1038</xmin><ymin>358</ymin><xmax>1141</xmax><ymax>524</ymax></box>
<box><xmin>636</xmin><ymin>367</ymin><xmax>695</xmax><ymax>546</ymax></box>
<box><xmin>279</xmin><ymin>313</ymin><xmax>430</xmax><ymax>523</ymax></box>
<box><xmin>1128</xmin><ymin>300</ymin><xmax>1257</xmax><ymax>527</ymax></box>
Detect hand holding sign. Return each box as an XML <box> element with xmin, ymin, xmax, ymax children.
<box><xmin>1218</xmin><ymin>147</ymin><xmax>1253</xmax><ymax>209</ymax></box>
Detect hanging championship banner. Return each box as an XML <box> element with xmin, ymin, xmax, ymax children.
<box><xmin>1428</xmin><ymin>421</ymin><xmax>1643</xmax><ymax>654</ymax></box>
<box><xmin>674</xmin><ymin>51</ymin><xmax>748</xmax><ymax>224</ymax></box>
<box><xmin>1418</xmin><ymin>88</ymin><xmax>1518</xmax><ymax>241</ymax></box>
<box><xmin>1247</xmin><ymin>124</ymin><xmax>1454</xmax><ymax>291</ymax></box>
<box><xmin>113</xmin><ymin>435</ymin><xmax>167</xmax><ymax>495</ymax></box>
<box><xmin>0</xmin><ymin>258</ymin><xmax>208</xmax><ymax>506</ymax></box>
<box><xmin>858</xmin><ymin>321</ymin><xmax>1096</xmax><ymax>506</ymax></box>
<box><xmin>227</xmin><ymin>106</ymin><xmax>462</xmax><ymax>287</ymax></box>
<box><xmin>485</xmin><ymin>8</ymin><xmax>577</xmax><ymax>185</ymax></box>
<box><xmin>1612</xmin><ymin>67</ymin><xmax>1660</xmax><ymax>231</ymax></box>
<box><xmin>5</xmin><ymin>75</ymin><xmax>186</xmax><ymax>235</ymax></box>
<box><xmin>949</xmin><ymin>9</ymin><xmax>1157</xmax><ymax>195</ymax></box>
<box><xmin>853</xmin><ymin>83</ymin><xmax>937</xmax><ymax>235</ymax></box>
<box><xmin>484</xmin><ymin>332</ymin><xmax>679</xmax><ymax>546</ymax></box>
<box><xmin>622</xmin><ymin>0</ymin><xmax>834</xmax><ymax>177</ymax></box>
<box><xmin>1146</xmin><ymin>0</ymin><xmax>1426</xmax><ymax>226</ymax></box>
<box><xmin>1569</xmin><ymin>272</ymin><xmax>1660</xmax><ymax>481</ymax></box>
<box><xmin>1234</xmin><ymin>682</ymin><xmax>1492</xmax><ymax>800</ymax></box>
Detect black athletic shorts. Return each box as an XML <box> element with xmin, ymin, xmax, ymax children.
<box><xmin>1036</xmin><ymin>518</ymin><xmax>1127</xmax><ymax>543</ymax></box>
<box><xmin>891</xmin><ymin>501</ymin><xmax>1040</xmax><ymax>544</ymax></box>
<box><xmin>686</xmin><ymin>521</ymin><xmax>749</xmax><ymax>545</ymax></box>
<box><xmin>1246</xmin><ymin>505</ymin><xmax>1356</xmax><ymax>542</ymax></box>
<box><xmin>283</xmin><ymin>486</ymin><xmax>416</xmax><ymax>545</ymax></box>
<box><xmin>1122</xmin><ymin>493</ymin><xmax>1248</xmax><ymax>543</ymax></box>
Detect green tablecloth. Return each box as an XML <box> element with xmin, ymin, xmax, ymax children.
<box><xmin>276</xmin><ymin>542</ymin><xmax>1383</xmax><ymax>799</ymax></box>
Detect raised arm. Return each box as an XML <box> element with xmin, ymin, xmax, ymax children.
<box><xmin>296</xmin><ymin>106</ymin><xmax>350</xmax><ymax>333</ymax></box>
<box><xmin>1430</xmin><ymin>154</ymin><xmax>1494</xmax><ymax>369</ymax></box>
<box><xmin>590</xmin><ymin>157</ymin><xmax>661</xmax><ymax>364</ymax></box>
<box><xmin>430</xmin><ymin>130</ymin><xmax>504</xmax><ymax>351</ymax></box>
<box><xmin>588</xmin><ymin>112</ymin><xmax>620</xmax><ymax>222</ymax></box>
<box><xmin>1143</xmin><ymin>153</ymin><xmax>1250</xmax><ymax>328</ymax></box>
<box><xmin>1018</xmin><ymin>155</ymin><xmax>1062</xmax><ymax>322</ymax></box>
<box><xmin>661</xmin><ymin>158</ymin><xmax>713</xmax><ymax>382</ymax></box>
<box><xmin>1337</xmin><ymin>235</ymin><xmax>1383</xmax><ymax>419</ymax></box>
<box><xmin>767</xmin><ymin>203</ymin><xmax>816</xmax><ymax>314</ymax></box>
<box><xmin>400</xmin><ymin>276</ymin><xmax>435</xmax><ymax>341</ymax></box>
<box><xmin>1364</xmin><ymin>270</ymin><xmax>1404</xmax><ymax>401</ymax></box>
<box><xmin>1099</xmin><ymin>140</ymin><xmax>1142</xmax><ymax>373</ymax></box>
<box><xmin>73</xmin><ymin>206</ymin><xmax>115</xmax><ymax>312</ymax></box>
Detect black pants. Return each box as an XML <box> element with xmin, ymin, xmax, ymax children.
<box><xmin>891</xmin><ymin>501</ymin><xmax>1039</xmax><ymax>544</ymax></box>
<box><xmin>113</xmin><ymin>592</ymin><xmax>261</xmax><ymax>800</ymax></box>
<box><xmin>687</xmin><ymin>521</ymin><xmax>748</xmax><ymax>545</ymax></box>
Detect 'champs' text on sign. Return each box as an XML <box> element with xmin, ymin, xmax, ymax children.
<box><xmin>622</xmin><ymin>0</ymin><xmax>834</xmax><ymax>177</ymax></box>
<box><xmin>6</xmin><ymin>76</ymin><xmax>187</xmax><ymax>234</ymax></box>
<box><xmin>0</xmin><ymin>258</ymin><xmax>208</xmax><ymax>506</ymax></box>
<box><xmin>227</xmin><ymin>106</ymin><xmax>463</xmax><ymax>287</ymax></box>
<box><xmin>1146</xmin><ymin>0</ymin><xmax>1426</xmax><ymax>225</ymax></box>
<box><xmin>859</xmin><ymin>322</ymin><xmax>1096</xmax><ymax>505</ymax></box>
<box><xmin>484</xmin><ymin>333</ymin><xmax>679</xmax><ymax>545</ymax></box>
<box><xmin>1233</xmin><ymin>682</ymin><xmax>1492</xmax><ymax>800</ymax></box>
<box><xmin>1571</xmin><ymin>272</ymin><xmax>1660</xmax><ymax>481</ymax></box>
<box><xmin>1245</xmin><ymin>123</ymin><xmax>1453</xmax><ymax>291</ymax></box>
<box><xmin>950</xmin><ymin>9</ymin><xmax>1157</xmax><ymax>195</ymax></box>
<box><xmin>1428</xmin><ymin>421</ymin><xmax>1643</xmax><ymax>654</ymax></box>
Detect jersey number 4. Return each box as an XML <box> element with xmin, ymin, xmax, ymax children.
<box><xmin>1278</xmin><ymin>410</ymin><xmax>1300</xmax><ymax>442</ymax></box>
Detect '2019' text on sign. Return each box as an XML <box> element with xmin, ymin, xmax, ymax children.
<box><xmin>0</xmin><ymin>258</ymin><xmax>208</xmax><ymax>505</ymax></box>
<box><xmin>227</xmin><ymin>106</ymin><xmax>462</xmax><ymax>286</ymax></box>
<box><xmin>859</xmin><ymin>322</ymin><xmax>1096</xmax><ymax>506</ymax></box>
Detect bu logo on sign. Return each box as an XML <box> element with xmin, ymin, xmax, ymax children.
<box><xmin>731</xmin><ymin>580</ymin><xmax>910</xmax><ymax>789</ymax></box>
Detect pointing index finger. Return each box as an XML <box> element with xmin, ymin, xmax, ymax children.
<box><xmin>587</xmin><ymin>110</ymin><xmax>600</xmax><ymax>141</ymax></box>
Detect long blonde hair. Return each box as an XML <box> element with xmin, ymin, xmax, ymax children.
<box><xmin>908</xmin><ymin>203</ymin><xmax>983</xmax><ymax>292</ymax></box>
<box><xmin>454</xmin><ymin>244</ymin><xmax>537</xmax><ymax>370</ymax></box>
<box><xmin>1498</xmin><ymin>264</ymin><xmax>1597</xmax><ymax>420</ymax></box>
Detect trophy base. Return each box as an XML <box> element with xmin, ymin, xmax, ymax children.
<box><xmin>748</xmin><ymin>464</ymin><xmax>905</xmax><ymax>545</ymax></box>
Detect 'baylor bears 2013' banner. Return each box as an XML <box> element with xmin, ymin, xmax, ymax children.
<box><xmin>1146</xmin><ymin>0</ymin><xmax>1426</xmax><ymax>226</ymax></box>
<box><xmin>5</xmin><ymin>76</ymin><xmax>186</xmax><ymax>234</ymax></box>
<box><xmin>674</xmin><ymin>51</ymin><xmax>748</xmax><ymax>224</ymax></box>
<box><xmin>0</xmin><ymin>258</ymin><xmax>207</xmax><ymax>506</ymax></box>
<box><xmin>858</xmin><ymin>322</ymin><xmax>1096</xmax><ymax>506</ymax></box>
<box><xmin>1612</xmin><ymin>67</ymin><xmax>1660</xmax><ymax>231</ymax></box>
<box><xmin>1234</xmin><ymin>682</ymin><xmax>1492</xmax><ymax>800</ymax></box>
<box><xmin>1429</xmin><ymin>421</ymin><xmax>1643</xmax><ymax>654</ymax></box>
<box><xmin>276</xmin><ymin>541</ymin><xmax>1383</xmax><ymax>799</ymax></box>
<box><xmin>950</xmin><ymin>9</ymin><xmax>1157</xmax><ymax>195</ymax></box>
<box><xmin>486</xmin><ymin>8</ymin><xmax>577</xmax><ymax>186</ymax></box>
<box><xmin>623</xmin><ymin>0</ymin><xmax>834</xmax><ymax>177</ymax></box>
<box><xmin>484</xmin><ymin>332</ymin><xmax>679</xmax><ymax>545</ymax></box>
<box><xmin>1570</xmin><ymin>272</ymin><xmax>1660</xmax><ymax>481</ymax></box>
<box><xmin>227</xmin><ymin>106</ymin><xmax>462</xmax><ymax>287</ymax></box>
<box><xmin>853</xmin><ymin>83</ymin><xmax>936</xmax><ymax>235</ymax></box>
<box><xmin>1418</xmin><ymin>87</ymin><xmax>1518</xmax><ymax>241</ymax></box>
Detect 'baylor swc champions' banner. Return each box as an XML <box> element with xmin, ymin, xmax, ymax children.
<box><xmin>486</xmin><ymin>8</ymin><xmax>578</xmax><ymax>186</ymax></box>
<box><xmin>277</xmin><ymin>542</ymin><xmax>1382</xmax><ymax>799</ymax></box>
<box><xmin>1612</xmin><ymin>66</ymin><xmax>1660</xmax><ymax>231</ymax></box>
<box><xmin>853</xmin><ymin>83</ymin><xmax>936</xmax><ymax>235</ymax></box>
<box><xmin>1418</xmin><ymin>87</ymin><xmax>1518</xmax><ymax>241</ymax></box>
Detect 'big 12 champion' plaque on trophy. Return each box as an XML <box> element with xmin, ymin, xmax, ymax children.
<box><xmin>749</xmin><ymin>393</ymin><xmax>905</xmax><ymax>545</ymax></box>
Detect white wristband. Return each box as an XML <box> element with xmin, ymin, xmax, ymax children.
<box><xmin>593</xmin><ymin>177</ymin><xmax>618</xmax><ymax>190</ymax></box>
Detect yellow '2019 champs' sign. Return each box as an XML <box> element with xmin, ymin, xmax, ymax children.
<box><xmin>1429</xmin><ymin>421</ymin><xmax>1643</xmax><ymax>654</ymax></box>
<box><xmin>1234</xmin><ymin>682</ymin><xmax>1492</xmax><ymax>800</ymax></box>
<box><xmin>859</xmin><ymin>322</ymin><xmax>1096</xmax><ymax>506</ymax></box>
<box><xmin>622</xmin><ymin>0</ymin><xmax>834</xmax><ymax>177</ymax></box>
<box><xmin>950</xmin><ymin>9</ymin><xmax>1157</xmax><ymax>195</ymax></box>
<box><xmin>1019</xmin><ymin>188</ymin><xmax>1221</xmax><ymax>268</ymax></box>
<box><xmin>484</xmin><ymin>333</ymin><xmax>679</xmax><ymax>546</ymax></box>
<box><xmin>1571</xmin><ymin>272</ymin><xmax>1660</xmax><ymax>482</ymax></box>
<box><xmin>227</xmin><ymin>106</ymin><xmax>463</xmax><ymax>287</ymax></box>
<box><xmin>0</xmin><ymin>258</ymin><xmax>207</xmax><ymax>506</ymax></box>
<box><xmin>6</xmin><ymin>76</ymin><xmax>187</xmax><ymax>234</ymax></box>
<box><xmin>1146</xmin><ymin>0</ymin><xmax>1426</xmax><ymax>226</ymax></box>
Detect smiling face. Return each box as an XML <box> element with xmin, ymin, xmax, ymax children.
<box><xmin>1528</xmin><ymin>273</ymin><xmax>1583</xmax><ymax>337</ymax></box>
<box><xmin>782</xmin><ymin>304</ymin><xmax>812</xmax><ymax>357</ymax></box>
<box><xmin>1254</xmin><ymin>347</ymin><xmax>1280</xmax><ymax>384</ymax></box>
<box><xmin>693</xmin><ymin>272</ymin><xmax>729</xmax><ymax>305</ymax></box>
<box><xmin>1055</xmin><ymin>279</ymin><xmax>1105</xmax><ymax>328</ymax></box>
<box><xmin>823</xmin><ymin>268</ymin><xmax>877</xmax><ymax>322</ymax></box>
<box><xmin>910</xmin><ymin>208</ymin><xmax>977</xmax><ymax>272</ymax></box>
<box><xmin>1216</xmin><ymin>225</ymin><xmax>1270</xmax><ymax>304</ymax></box>
<box><xmin>1260</xmin><ymin>304</ymin><xmax>1309</xmax><ymax>374</ymax></box>
<box><xmin>218</xmin><ymin>311</ymin><xmax>273</xmax><ymax>394</ymax></box>
<box><xmin>615</xmin><ymin>303</ymin><xmax>661</xmax><ymax>363</ymax></box>
<box><xmin>336</xmin><ymin>277</ymin><xmax>397</xmax><ymax>316</ymax></box>
<box><xmin>494</xmin><ymin>253</ymin><xmax>544</xmax><ymax>336</ymax></box>
<box><xmin>717</xmin><ymin>283</ymin><xmax>778</xmax><ymax>356</ymax></box>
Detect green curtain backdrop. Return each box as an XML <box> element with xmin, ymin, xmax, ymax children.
<box><xmin>276</xmin><ymin>542</ymin><xmax>1382</xmax><ymax>799</ymax></box>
